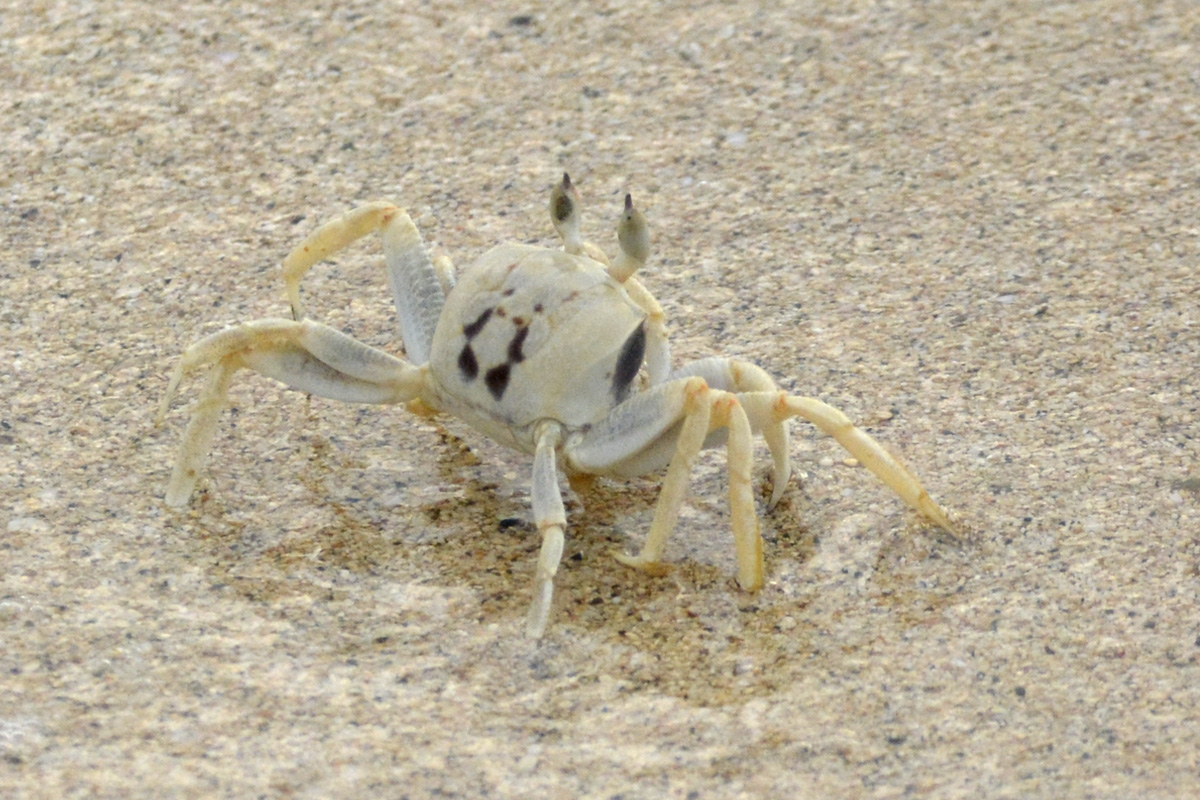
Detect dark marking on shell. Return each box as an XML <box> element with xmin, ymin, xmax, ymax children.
<box><xmin>508</xmin><ymin>326</ymin><xmax>529</xmax><ymax>363</ymax></box>
<box><xmin>612</xmin><ymin>322</ymin><xmax>646</xmax><ymax>402</ymax></box>
<box><xmin>533</xmin><ymin>303</ymin><xmax>544</xmax><ymax>313</ymax></box>
<box><xmin>502</xmin><ymin>287</ymin><xmax>516</xmax><ymax>297</ymax></box>
<box><xmin>463</xmin><ymin>308</ymin><xmax>493</xmax><ymax>339</ymax></box>
<box><xmin>458</xmin><ymin>345</ymin><xmax>479</xmax><ymax>380</ymax></box>
<box><xmin>485</xmin><ymin>363</ymin><xmax>511</xmax><ymax>400</ymax></box>
<box><xmin>512</xmin><ymin>316</ymin><xmax>525</xmax><ymax>326</ymax></box>
<box><xmin>495</xmin><ymin>307</ymin><xmax>507</xmax><ymax>319</ymax></box>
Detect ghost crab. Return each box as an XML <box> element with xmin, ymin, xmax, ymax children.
<box><xmin>158</xmin><ymin>173</ymin><xmax>956</xmax><ymax>637</ymax></box>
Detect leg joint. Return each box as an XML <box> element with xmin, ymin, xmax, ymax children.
<box><xmin>683</xmin><ymin>376</ymin><xmax>710</xmax><ymax>404</ymax></box>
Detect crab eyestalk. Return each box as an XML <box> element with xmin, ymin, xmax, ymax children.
<box><xmin>549</xmin><ymin>172</ymin><xmax>584</xmax><ymax>255</ymax></box>
<box><xmin>610</xmin><ymin>193</ymin><xmax>649</xmax><ymax>283</ymax></box>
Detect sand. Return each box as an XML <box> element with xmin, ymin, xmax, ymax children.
<box><xmin>3</xmin><ymin>1</ymin><xmax>1198</xmax><ymax>796</ymax></box>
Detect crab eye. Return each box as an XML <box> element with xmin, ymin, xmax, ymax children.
<box><xmin>553</xmin><ymin>194</ymin><xmax>572</xmax><ymax>223</ymax></box>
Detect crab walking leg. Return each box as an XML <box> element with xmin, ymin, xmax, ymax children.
<box><xmin>614</xmin><ymin>378</ymin><xmax>713</xmax><ymax>575</ymax></box>
<box><xmin>526</xmin><ymin>423</ymin><xmax>568</xmax><ymax>638</ymax></box>
<box><xmin>740</xmin><ymin>391</ymin><xmax>957</xmax><ymax>535</ymax></box>
<box><xmin>158</xmin><ymin>318</ymin><xmax>425</xmax><ymax>506</ymax></box>
<box><xmin>568</xmin><ymin>377</ymin><xmax>765</xmax><ymax>591</ymax></box>
<box><xmin>710</xmin><ymin>392</ymin><xmax>762</xmax><ymax>590</ymax></box>
<box><xmin>672</xmin><ymin>357</ymin><xmax>791</xmax><ymax>508</ymax></box>
<box><xmin>618</xmin><ymin>385</ymin><xmax>763</xmax><ymax>590</ymax></box>
<box><xmin>164</xmin><ymin>355</ymin><xmax>238</xmax><ymax>507</ymax></box>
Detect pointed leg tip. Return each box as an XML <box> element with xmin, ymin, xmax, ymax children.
<box><xmin>613</xmin><ymin>550</ymin><xmax>673</xmax><ymax>577</ymax></box>
<box><xmin>935</xmin><ymin>514</ymin><xmax>964</xmax><ymax>541</ymax></box>
<box><xmin>915</xmin><ymin>502</ymin><xmax>962</xmax><ymax>541</ymax></box>
<box><xmin>525</xmin><ymin>599</ymin><xmax>551</xmax><ymax>639</ymax></box>
<box><xmin>524</xmin><ymin>617</ymin><xmax>547</xmax><ymax>639</ymax></box>
<box><xmin>737</xmin><ymin>570</ymin><xmax>764</xmax><ymax>593</ymax></box>
<box><xmin>165</xmin><ymin>471</ymin><xmax>198</xmax><ymax>508</ymax></box>
<box><xmin>766</xmin><ymin>482</ymin><xmax>787</xmax><ymax>512</ymax></box>
<box><xmin>525</xmin><ymin>572</ymin><xmax>557</xmax><ymax>638</ymax></box>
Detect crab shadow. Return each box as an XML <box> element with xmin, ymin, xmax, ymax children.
<box><xmin>167</xmin><ymin>415</ymin><xmax>965</xmax><ymax>707</ymax></box>
<box><xmin>391</xmin><ymin>426</ymin><xmax>832</xmax><ymax>639</ymax></box>
<box><xmin>198</xmin><ymin>414</ymin><xmax>819</xmax><ymax>625</ymax></box>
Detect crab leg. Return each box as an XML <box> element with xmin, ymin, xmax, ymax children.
<box><xmin>567</xmin><ymin>377</ymin><xmax>764</xmax><ymax>592</ymax></box>
<box><xmin>616</xmin><ymin>380</ymin><xmax>761</xmax><ymax>590</ymax></box>
<box><xmin>162</xmin><ymin>356</ymin><xmax>239</xmax><ymax>509</ymax></box>
<box><xmin>526</xmin><ymin>422</ymin><xmax>568</xmax><ymax>638</ymax></box>
<box><xmin>157</xmin><ymin>318</ymin><xmax>426</xmax><ymax>506</ymax></box>
<box><xmin>668</xmin><ymin>356</ymin><xmax>955</xmax><ymax>534</ymax></box>
<box><xmin>738</xmin><ymin>389</ymin><xmax>957</xmax><ymax>535</ymax></box>
<box><xmin>671</xmin><ymin>357</ymin><xmax>790</xmax><ymax>507</ymax></box>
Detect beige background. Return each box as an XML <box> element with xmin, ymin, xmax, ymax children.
<box><xmin>3</xmin><ymin>0</ymin><xmax>1198</xmax><ymax>797</ymax></box>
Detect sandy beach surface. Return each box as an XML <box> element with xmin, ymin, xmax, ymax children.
<box><xmin>3</xmin><ymin>1</ymin><xmax>1198</xmax><ymax>796</ymax></box>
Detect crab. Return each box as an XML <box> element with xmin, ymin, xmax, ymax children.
<box><xmin>157</xmin><ymin>173</ymin><xmax>956</xmax><ymax>637</ymax></box>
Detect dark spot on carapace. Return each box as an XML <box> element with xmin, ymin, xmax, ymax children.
<box><xmin>458</xmin><ymin>345</ymin><xmax>479</xmax><ymax>380</ymax></box>
<box><xmin>485</xmin><ymin>363</ymin><xmax>511</xmax><ymax>400</ymax></box>
<box><xmin>502</xmin><ymin>287</ymin><xmax>516</xmax><ymax>296</ymax></box>
<box><xmin>495</xmin><ymin>307</ymin><xmax>507</xmax><ymax>318</ymax></box>
<box><xmin>533</xmin><ymin>303</ymin><xmax>544</xmax><ymax>313</ymax></box>
<box><xmin>612</xmin><ymin>322</ymin><xmax>646</xmax><ymax>401</ymax></box>
<box><xmin>463</xmin><ymin>308</ymin><xmax>492</xmax><ymax>339</ymax></box>
<box><xmin>512</xmin><ymin>316</ymin><xmax>525</xmax><ymax>326</ymax></box>
<box><xmin>508</xmin><ymin>325</ymin><xmax>529</xmax><ymax>363</ymax></box>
